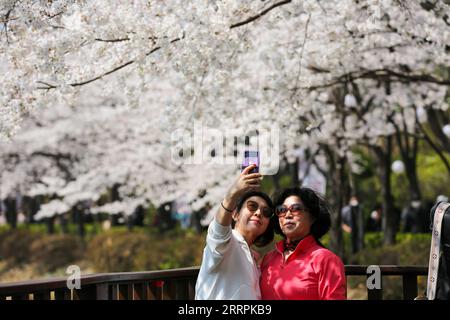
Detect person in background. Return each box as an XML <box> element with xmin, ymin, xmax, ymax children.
<box><xmin>436</xmin><ymin>195</ymin><xmax>449</xmax><ymax>204</ymax></box>
<box><xmin>260</xmin><ymin>187</ymin><xmax>346</xmax><ymax>300</ymax></box>
<box><xmin>341</xmin><ymin>195</ymin><xmax>364</xmax><ymax>254</ymax></box>
<box><xmin>366</xmin><ymin>204</ymin><xmax>382</xmax><ymax>232</ymax></box>
<box><xmin>401</xmin><ymin>200</ymin><xmax>424</xmax><ymax>233</ymax></box>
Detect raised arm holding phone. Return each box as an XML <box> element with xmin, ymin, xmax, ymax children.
<box><xmin>217</xmin><ymin>164</ymin><xmax>261</xmax><ymax>228</ymax></box>
<box><xmin>195</xmin><ymin>164</ymin><xmax>275</xmax><ymax>300</ymax></box>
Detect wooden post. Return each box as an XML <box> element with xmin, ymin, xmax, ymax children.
<box><xmin>118</xmin><ymin>284</ymin><xmax>129</xmax><ymax>300</ymax></box>
<box><xmin>143</xmin><ymin>283</ymin><xmax>155</xmax><ymax>300</ymax></box>
<box><xmin>10</xmin><ymin>294</ymin><xmax>30</xmax><ymax>300</ymax></box>
<box><xmin>188</xmin><ymin>278</ymin><xmax>196</xmax><ymax>300</ymax></box>
<box><xmin>33</xmin><ymin>291</ymin><xmax>51</xmax><ymax>300</ymax></box>
<box><xmin>96</xmin><ymin>284</ymin><xmax>110</xmax><ymax>300</ymax></box>
<box><xmin>151</xmin><ymin>281</ymin><xmax>164</xmax><ymax>300</ymax></box>
<box><xmin>128</xmin><ymin>284</ymin><xmax>134</xmax><ymax>300</ymax></box>
<box><xmin>163</xmin><ymin>280</ymin><xmax>176</xmax><ymax>300</ymax></box>
<box><xmin>132</xmin><ymin>284</ymin><xmax>144</xmax><ymax>300</ymax></box>
<box><xmin>54</xmin><ymin>289</ymin><xmax>71</xmax><ymax>300</ymax></box>
<box><xmin>402</xmin><ymin>275</ymin><xmax>418</xmax><ymax>300</ymax></box>
<box><xmin>367</xmin><ymin>275</ymin><xmax>383</xmax><ymax>300</ymax></box>
<box><xmin>73</xmin><ymin>285</ymin><xmax>96</xmax><ymax>300</ymax></box>
<box><xmin>111</xmin><ymin>284</ymin><xmax>118</xmax><ymax>300</ymax></box>
<box><xmin>174</xmin><ymin>279</ymin><xmax>188</xmax><ymax>300</ymax></box>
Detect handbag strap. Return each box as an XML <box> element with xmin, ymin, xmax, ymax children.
<box><xmin>427</xmin><ymin>202</ymin><xmax>450</xmax><ymax>300</ymax></box>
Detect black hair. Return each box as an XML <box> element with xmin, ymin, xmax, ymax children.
<box><xmin>272</xmin><ymin>187</ymin><xmax>331</xmax><ymax>245</ymax></box>
<box><xmin>372</xmin><ymin>203</ymin><xmax>382</xmax><ymax>211</ymax></box>
<box><xmin>232</xmin><ymin>190</ymin><xmax>275</xmax><ymax>247</ymax></box>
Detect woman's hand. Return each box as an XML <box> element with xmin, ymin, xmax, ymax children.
<box><xmin>223</xmin><ymin>164</ymin><xmax>262</xmax><ymax>209</ymax></box>
<box><xmin>216</xmin><ymin>164</ymin><xmax>262</xmax><ymax>226</ymax></box>
<box><xmin>228</xmin><ymin>164</ymin><xmax>262</xmax><ymax>200</ymax></box>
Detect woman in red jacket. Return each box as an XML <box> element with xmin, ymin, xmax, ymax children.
<box><xmin>260</xmin><ymin>187</ymin><xmax>346</xmax><ymax>300</ymax></box>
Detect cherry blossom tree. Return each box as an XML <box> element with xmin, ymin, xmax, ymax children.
<box><xmin>1</xmin><ymin>0</ymin><xmax>449</xmax><ymax>253</ymax></box>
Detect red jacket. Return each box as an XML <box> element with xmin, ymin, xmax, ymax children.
<box><xmin>260</xmin><ymin>235</ymin><xmax>347</xmax><ymax>300</ymax></box>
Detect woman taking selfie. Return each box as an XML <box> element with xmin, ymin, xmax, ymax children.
<box><xmin>195</xmin><ymin>164</ymin><xmax>275</xmax><ymax>300</ymax></box>
<box><xmin>260</xmin><ymin>187</ymin><xmax>346</xmax><ymax>300</ymax></box>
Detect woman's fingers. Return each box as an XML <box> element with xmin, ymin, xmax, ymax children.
<box><xmin>242</xmin><ymin>172</ymin><xmax>262</xmax><ymax>180</ymax></box>
<box><xmin>241</xmin><ymin>164</ymin><xmax>257</xmax><ymax>175</ymax></box>
<box><xmin>231</xmin><ymin>165</ymin><xmax>262</xmax><ymax>195</ymax></box>
<box><xmin>245</xmin><ymin>178</ymin><xmax>262</xmax><ymax>185</ymax></box>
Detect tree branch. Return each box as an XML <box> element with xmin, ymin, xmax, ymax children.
<box><xmin>94</xmin><ymin>37</ymin><xmax>131</xmax><ymax>43</ymax></box>
<box><xmin>36</xmin><ymin>36</ymin><xmax>182</xmax><ymax>90</ymax></box>
<box><xmin>230</xmin><ymin>0</ymin><xmax>292</xmax><ymax>29</ymax></box>
<box><xmin>31</xmin><ymin>151</ymin><xmax>76</xmax><ymax>181</ymax></box>
<box><xmin>304</xmin><ymin>68</ymin><xmax>450</xmax><ymax>91</ymax></box>
<box><xmin>93</xmin><ymin>35</ymin><xmax>159</xmax><ymax>43</ymax></box>
<box><xmin>427</xmin><ymin>108</ymin><xmax>450</xmax><ymax>153</ymax></box>
<box><xmin>290</xmin><ymin>13</ymin><xmax>311</xmax><ymax>101</ymax></box>
<box><xmin>388</xmin><ymin>113</ymin><xmax>407</xmax><ymax>161</ymax></box>
<box><xmin>415</xmin><ymin>109</ymin><xmax>450</xmax><ymax>174</ymax></box>
<box><xmin>2</xmin><ymin>1</ymin><xmax>17</xmax><ymax>44</ymax></box>
<box><xmin>400</xmin><ymin>108</ymin><xmax>411</xmax><ymax>158</ymax></box>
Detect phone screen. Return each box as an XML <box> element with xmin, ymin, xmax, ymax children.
<box><xmin>241</xmin><ymin>151</ymin><xmax>259</xmax><ymax>173</ymax></box>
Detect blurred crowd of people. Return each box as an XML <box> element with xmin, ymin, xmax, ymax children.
<box><xmin>341</xmin><ymin>194</ymin><xmax>449</xmax><ymax>254</ymax></box>
<box><xmin>1</xmin><ymin>190</ymin><xmax>448</xmax><ymax>245</ymax></box>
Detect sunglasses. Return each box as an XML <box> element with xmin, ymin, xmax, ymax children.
<box><xmin>246</xmin><ymin>200</ymin><xmax>273</xmax><ymax>218</ymax></box>
<box><xmin>275</xmin><ymin>203</ymin><xmax>307</xmax><ymax>218</ymax></box>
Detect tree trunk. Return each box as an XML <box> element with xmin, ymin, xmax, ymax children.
<box><xmin>427</xmin><ymin>108</ymin><xmax>450</xmax><ymax>153</ymax></box>
<box><xmin>371</xmin><ymin>136</ymin><xmax>397</xmax><ymax>245</ymax></box>
<box><xmin>126</xmin><ymin>215</ymin><xmax>134</xmax><ymax>231</ymax></box>
<box><xmin>109</xmin><ymin>214</ymin><xmax>119</xmax><ymax>227</ymax></box>
<box><xmin>46</xmin><ymin>216</ymin><xmax>55</xmax><ymax>234</ymax></box>
<box><xmin>291</xmin><ymin>158</ymin><xmax>300</xmax><ymax>186</ymax></box>
<box><xmin>77</xmin><ymin>210</ymin><xmax>85</xmax><ymax>238</ymax></box>
<box><xmin>74</xmin><ymin>204</ymin><xmax>85</xmax><ymax>237</ymax></box>
<box><xmin>330</xmin><ymin>156</ymin><xmax>346</xmax><ymax>258</ymax></box>
<box><xmin>5</xmin><ymin>197</ymin><xmax>17</xmax><ymax>229</ymax></box>
<box><xmin>393</xmin><ymin>110</ymin><xmax>422</xmax><ymax>202</ymax></box>
<box><xmin>404</xmin><ymin>158</ymin><xmax>422</xmax><ymax>201</ymax></box>
<box><xmin>60</xmin><ymin>214</ymin><xmax>69</xmax><ymax>234</ymax></box>
<box><xmin>322</xmin><ymin>145</ymin><xmax>345</xmax><ymax>258</ymax></box>
<box><xmin>25</xmin><ymin>197</ymin><xmax>35</xmax><ymax>224</ymax></box>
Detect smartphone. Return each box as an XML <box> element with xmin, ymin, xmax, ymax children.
<box><xmin>241</xmin><ymin>150</ymin><xmax>259</xmax><ymax>174</ymax></box>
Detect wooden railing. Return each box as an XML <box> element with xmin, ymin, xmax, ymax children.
<box><xmin>0</xmin><ymin>265</ymin><xmax>427</xmax><ymax>300</ymax></box>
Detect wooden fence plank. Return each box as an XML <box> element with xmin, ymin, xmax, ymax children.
<box><xmin>132</xmin><ymin>283</ymin><xmax>143</xmax><ymax>300</ymax></box>
<box><xmin>403</xmin><ymin>275</ymin><xmax>418</xmax><ymax>300</ymax></box>
<box><xmin>151</xmin><ymin>281</ymin><xmax>163</xmax><ymax>300</ymax></box>
<box><xmin>10</xmin><ymin>294</ymin><xmax>30</xmax><ymax>300</ymax></box>
<box><xmin>73</xmin><ymin>285</ymin><xmax>96</xmax><ymax>300</ymax></box>
<box><xmin>117</xmin><ymin>284</ymin><xmax>129</xmax><ymax>300</ymax></box>
<box><xmin>54</xmin><ymin>289</ymin><xmax>70</xmax><ymax>300</ymax></box>
<box><xmin>111</xmin><ymin>284</ymin><xmax>119</xmax><ymax>300</ymax></box>
<box><xmin>33</xmin><ymin>291</ymin><xmax>51</xmax><ymax>300</ymax></box>
<box><xmin>96</xmin><ymin>284</ymin><xmax>110</xmax><ymax>300</ymax></box>
<box><xmin>0</xmin><ymin>266</ymin><xmax>429</xmax><ymax>301</ymax></box>
<box><xmin>367</xmin><ymin>275</ymin><xmax>383</xmax><ymax>300</ymax></box>
<box><xmin>174</xmin><ymin>279</ymin><xmax>188</xmax><ymax>300</ymax></box>
<box><xmin>144</xmin><ymin>283</ymin><xmax>156</xmax><ymax>300</ymax></box>
<box><xmin>188</xmin><ymin>278</ymin><xmax>196</xmax><ymax>300</ymax></box>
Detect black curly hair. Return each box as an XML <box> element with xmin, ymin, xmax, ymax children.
<box><xmin>272</xmin><ymin>187</ymin><xmax>331</xmax><ymax>246</ymax></box>
<box><xmin>231</xmin><ymin>190</ymin><xmax>275</xmax><ymax>247</ymax></box>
